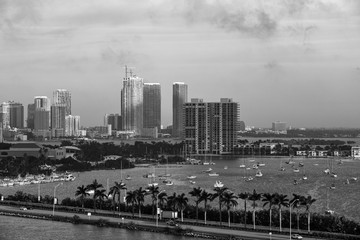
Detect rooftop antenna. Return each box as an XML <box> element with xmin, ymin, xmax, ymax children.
<box><xmin>124</xmin><ymin>65</ymin><xmax>135</xmax><ymax>79</ymax></box>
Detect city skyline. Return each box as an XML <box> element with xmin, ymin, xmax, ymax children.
<box><xmin>1</xmin><ymin>0</ymin><xmax>360</xmax><ymax>128</ymax></box>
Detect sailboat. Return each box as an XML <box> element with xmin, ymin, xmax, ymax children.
<box><xmin>239</xmin><ymin>158</ymin><xmax>246</xmax><ymax>168</ymax></box>
<box><xmin>325</xmin><ymin>188</ymin><xmax>335</xmax><ymax>215</ymax></box>
<box><xmin>255</xmin><ymin>170</ymin><xmax>263</xmax><ymax>177</ymax></box>
<box><xmin>279</xmin><ymin>159</ymin><xmax>285</xmax><ymax>171</ymax></box>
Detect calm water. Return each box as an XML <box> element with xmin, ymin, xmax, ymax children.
<box><xmin>0</xmin><ymin>215</ymin><xmax>192</xmax><ymax>240</ymax></box>
<box><xmin>1</xmin><ymin>156</ymin><xmax>360</xmax><ymax>222</ymax></box>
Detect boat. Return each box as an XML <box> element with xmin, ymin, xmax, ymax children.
<box><xmin>255</xmin><ymin>170</ymin><xmax>263</xmax><ymax>177</ymax></box>
<box><xmin>299</xmin><ymin>162</ymin><xmax>304</xmax><ymax>167</ymax></box>
<box><xmin>245</xmin><ymin>176</ymin><xmax>254</xmax><ymax>182</ymax></box>
<box><xmin>329</xmin><ymin>183</ymin><xmax>336</xmax><ymax>189</ymax></box>
<box><xmin>302</xmin><ymin>175</ymin><xmax>308</xmax><ymax>180</ymax></box>
<box><xmin>293</xmin><ymin>168</ymin><xmax>300</xmax><ymax>173</ymax></box>
<box><xmin>239</xmin><ymin>164</ymin><xmax>246</xmax><ymax>168</ymax></box>
<box><xmin>224</xmin><ymin>166</ymin><xmax>228</xmax><ymax>170</ymax></box>
<box><xmin>204</xmin><ymin>168</ymin><xmax>212</xmax><ymax>173</ymax></box>
<box><xmin>324</xmin><ymin>168</ymin><xmax>330</xmax><ymax>174</ymax></box>
<box><xmin>257</xmin><ymin>162</ymin><xmax>265</xmax><ymax>167</ymax></box>
<box><xmin>187</xmin><ymin>175</ymin><xmax>197</xmax><ymax>179</ymax></box>
<box><xmin>331</xmin><ymin>172</ymin><xmax>337</xmax><ymax>178</ymax></box>
<box><xmin>351</xmin><ymin>177</ymin><xmax>358</xmax><ymax>181</ymax></box>
<box><xmin>165</xmin><ymin>180</ymin><xmax>174</xmax><ymax>186</ymax></box>
<box><xmin>208</xmin><ymin>172</ymin><xmax>219</xmax><ymax>177</ymax></box>
<box><xmin>249</xmin><ymin>159</ymin><xmax>255</xmax><ymax>162</ymax></box>
<box><xmin>148</xmin><ymin>182</ymin><xmax>159</xmax><ymax>187</ymax></box>
<box><xmin>252</xmin><ymin>164</ymin><xmax>258</xmax><ymax>169</ymax></box>
<box><xmin>189</xmin><ymin>180</ymin><xmax>196</xmax><ymax>184</ymax></box>
<box><xmin>125</xmin><ymin>175</ymin><xmax>132</xmax><ymax>180</ymax></box>
<box><xmin>214</xmin><ymin>180</ymin><xmax>224</xmax><ymax>188</ymax></box>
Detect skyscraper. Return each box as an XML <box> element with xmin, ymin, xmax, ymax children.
<box><xmin>34</xmin><ymin>96</ymin><xmax>51</xmax><ymax>137</ymax></box>
<box><xmin>184</xmin><ymin>98</ymin><xmax>239</xmax><ymax>155</ymax></box>
<box><xmin>53</xmin><ymin>89</ymin><xmax>71</xmax><ymax>116</ymax></box>
<box><xmin>0</xmin><ymin>102</ymin><xmax>10</xmax><ymax>129</ymax></box>
<box><xmin>51</xmin><ymin>105</ymin><xmax>66</xmax><ymax>137</ymax></box>
<box><xmin>65</xmin><ymin>115</ymin><xmax>80</xmax><ymax>137</ymax></box>
<box><xmin>1</xmin><ymin>101</ymin><xmax>24</xmax><ymax>129</ymax></box>
<box><xmin>143</xmin><ymin>83</ymin><xmax>161</xmax><ymax>131</ymax></box>
<box><xmin>104</xmin><ymin>114</ymin><xmax>122</xmax><ymax>131</ymax></box>
<box><xmin>121</xmin><ymin>69</ymin><xmax>143</xmax><ymax>135</ymax></box>
<box><xmin>172</xmin><ymin>82</ymin><xmax>188</xmax><ymax>138</ymax></box>
<box><xmin>27</xmin><ymin>104</ymin><xmax>35</xmax><ymax>129</ymax></box>
<box><xmin>9</xmin><ymin>102</ymin><xmax>24</xmax><ymax>129</ymax></box>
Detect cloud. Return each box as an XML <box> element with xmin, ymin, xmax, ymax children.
<box><xmin>0</xmin><ymin>0</ymin><xmax>42</xmax><ymax>40</ymax></box>
<box><xmin>101</xmin><ymin>46</ymin><xmax>138</xmax><ymax>65</ymax></box>
<box><xmin>264</xmin><ymin>60</ymin><xmax>280</xmax><ymax>70</ymax></box>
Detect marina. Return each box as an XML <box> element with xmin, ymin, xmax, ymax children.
<box><xmin>0</xmin><ymin>156</ymin><xmax>359</xmax><ymax>223</ymax></box>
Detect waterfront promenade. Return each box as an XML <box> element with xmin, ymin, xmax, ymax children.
<box><xmin>0</xmin><ymin>202</ymin><xmax>340</xmax><ymax>240</ymax></box>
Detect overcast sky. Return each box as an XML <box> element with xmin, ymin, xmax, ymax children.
<box><xmin>1</xmin><ymin>0</ymin><xmax>360</xmax><ymax>128</ymax></box>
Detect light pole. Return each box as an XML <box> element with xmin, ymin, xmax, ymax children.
<box><xmin>52</xmin><ymin>183</ymin><xmax>63</xmax><ymax>216</ymax></box>
<box><xmin>156</xmin><ymin>190</ymin><xmax>165</xmax><ymax>227</ymax></box>
<box><xmin>289</xmin><ymin>201</ymin><xmax>296</xmax><ymax>240</ymax></box>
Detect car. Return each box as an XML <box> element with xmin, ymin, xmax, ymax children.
<box><xmin>166</xmin><ymin>220</ymin><xmax>179</xmax><ymax>227</ymax></box>
<box><xmin>291</xmin><ymin>234</ymin><xmax>303</xmax><ymax>239</ymax></box>
<box><xmin>19</xmin><ymin>206</ymin><xmax>27</xmax><ymax>211</ymax></box>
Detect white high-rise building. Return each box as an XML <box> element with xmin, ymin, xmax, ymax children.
<box><xmin>121</xmin><ymin>68</ymin><xmax>143</xmax><ymax>135</ymax></box>
<box><xmin>53</xmin><ymin>89</ymin><xmax>71</xmax><ymax>116</ymax></box>
<box><xmin>0</xmin><ymin>102</ymin><xmax>10</xmax><ymax>129</ymax></box>
<box><xmin>65</xmin><ymin>115</ymin><xmax>80</xmax><ymax>137</ymax></box>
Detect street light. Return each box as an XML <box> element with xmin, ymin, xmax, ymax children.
<box><xmin>289</xmin><ymin>201</ymin><xmax>297</xmax><ymax>240</ymax></box>
<box><xmin>52</xmin><ymin>183</ymin><xmax>63</xmax><ymax>216</ymax></box>
<box><xmin>156</xmin><ymin>190</ymin><xmax>165</xmax><ymax>227</ymax></box>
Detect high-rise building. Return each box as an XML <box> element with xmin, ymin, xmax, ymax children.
<box><xmin>34</xmin><ymin>96</ymin><xmax>51</xmax><ymax>137</ymax></box>
<box><xmin>65</xmin><ymin>115</ymin><xmax>80</xmax><ymax>137</ymax></box>
<box><xmin>184</xmin><ymin>98</ymin><xmax>239</xmax><ymax>155</ymax></box>
<box><xmin>1</xmin><ymin>101</ymin><xmax>24</xmax><ymax>129</ymax></box>
<box><xmin>104</xmin><ymin>114</ymin><xmax>122</xmax><ymax>131</ymax></box>
<box><xmin>0</xmin><ymin>102</ymin><xmax>10</xmax><ymax>129</ymax></box>
<box><xmin>53</xmin><ymin>89</ymin><xmax>71</xmax><ymax>116</ymax></box>
<box><xmin>121</xmin><ymin>69</ymin><xmax>143</xmax><ymax>135</ymax></box>
<box><xmin>172</xmin><ymin>82</ymin><xmax>188</xmax><ymax>138</ymax></box>
<box><xmin>272</xmin><ymin>121</ymin><xmax>287</xmax><ymax>132</ymax></box>
<box><xmin>9</xmin><ymin>102</ymin><xmax>24</xmax><ymax>129</ymax></box>
<box><xmin>27</xmin><ymin>104</ymin><xmax>35</xmax><ymax>129</ymax></box>
<box><xmin>51</xmin><ymin>105</ymin><xmax>66</xmax><ymax>137</ymax></box>
<box><xmin>143</xmin><ymin>83</ymin><xmax>161</xmax><ymax>131</ymax></box>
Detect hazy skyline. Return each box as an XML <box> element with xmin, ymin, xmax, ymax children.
<box><xmin>1</xmin><ymin>0</ymin><xmax>360</xmax><ymax>128</ymax></box>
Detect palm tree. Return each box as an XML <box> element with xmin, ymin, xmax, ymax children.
<box><xmin>290</xmin><ymin>194</ymin><xmax>303</xmax><ymax>232</ymax></box>
<box><xmin>238</xmin><ymin>192</ymin><xmax>250</xmax><ymax>229</ymax></box>
<box><xmin>199</xmin><ymin>190</ymin><xmax>212</xmax><ymax>224</ymax></box>
<box><xmin>134</xmin><ymin>187</ymin><xmax>147</xmax><ymax>218</ymax></box>
<box><xmin>146</xmin><ymin>185</ymin><xmax>159</xmax><ymax>218</ymax></box>
<box><xmin>212</xmin><ymin>187</ymin><xmax>228</xmax><ymax>226</ymax></box>
<box><xmin>167</xmin><ymin>192</ymin><xmax>177</xmax><ymax>211</ymax></box>
<box><xmin>189</xmin><ymin>187</ymin><xmax>202</xmax><ymax>222</ymax></box>
<box><xmin>125</xmin><ymin>190</ymin><xmax>137</xmax><ymax>217</ymax></box>
<box><xmin>157</xmin><ymin>191</ymin><xmax>168</xmax><ymax>214</ymax></box>
<box><xmin>302</xmin><ymin>195</ymin><xmax>316</xmax><ymax>233</ymax></box>
<box><xmin>86</xmin><ymin>179</ymin><xmax>103</xmax><ymax>213</ymax></box>
<box><xmin>175</xmin><ymin>193</ymin><xmax>188</xmax><ymax>222</ymax></box>
<box><xmin>274</xmin><ymin>193</ymin><xmax>289</xmax><ymax>232</ymax></box>
<box><xmin>109</xmin><ymin>181</ymin><xmax>126</xmax><ymax>214</ymax></box>
<box><xmin>248</xmin><ymin>189</ymin><xmax>262</xmax><ymax>230</ymax></box>
<box><xmin>221</xmin><ymin>191</ymin><xmax>238</xmax><ymax>227</ymax></box>
<box><xmin>262</xmin><ymin>193</ymin><xmax>278</xmax><ymax>231</ymax></box>
<box><xmin>95</xmin><ymin>189</ymin><xmax>108</xmax><ymax>210</ymax></box>
<box><xmin>75</xmin><ymin>185</ymin><xmax>89</xmax><ymax>211</ymax></box>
